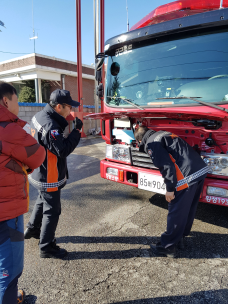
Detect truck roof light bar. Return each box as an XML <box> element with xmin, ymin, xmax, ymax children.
<box><xmin>130</xmin><ymin>0</ymin><xmax>228</xmax><ymax>31</ymax></box>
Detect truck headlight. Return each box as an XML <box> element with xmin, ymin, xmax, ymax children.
<box><xmin>106</xmin><ymin>144</ymin><xmax>131</xmax><ymax>164</ymax></box>
<box><xmin>207</xmin><ymin>186</ymin><xmax>228</xmax><ymax>197</ymax></box>
<box><xmin>202</xmin><ymin>153</ymin><xmax>228</xmax><ymax>176</ymax></box>
<box><xmin>106</xmin><ymin>167</ymin><xmax>118</xmax><ymax>176</ymax></box>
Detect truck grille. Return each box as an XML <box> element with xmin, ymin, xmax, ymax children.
<box><xmin>130</xmin><ymin>147</ymin><xmax>156</xmax><ymax>169</ymax></box>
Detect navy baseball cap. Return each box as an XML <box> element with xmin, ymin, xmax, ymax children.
<box><xmin>50</xmin><ymin>89</ymin><xmax>80</xmax><ymax>107</ymax></box>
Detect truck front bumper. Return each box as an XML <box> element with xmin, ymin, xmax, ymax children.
<box><xmin>101</xmin><ymin>159</ymin><xmax>228</xmax><ymax>207</ymax></box>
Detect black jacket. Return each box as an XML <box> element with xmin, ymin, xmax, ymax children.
<box><xmin>28</xmin><ymin>104</ymin><xmax>81</xmax><ymax>191</ymax></box>
<box><xmin>140</xmin><ymin>130</ymin><xmax>209</xmax><ymax>192</ymax></box>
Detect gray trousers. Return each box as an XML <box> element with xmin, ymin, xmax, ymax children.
<box><xmin>27</xmin><ymin>190</ymin><xmax>61</xmax><ymax>250</ymax></box>
<box><xmin>161</xmin><ymin>179</ymin><xmax>205</xmax><ymax>248</ymax></box>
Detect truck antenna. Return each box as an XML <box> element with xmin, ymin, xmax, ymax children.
<box><xmin>29</xmin><ymin>0</ymin><xmax>38</xmax><ymax>53</ymax></box>
<box><xmin>126</xmin><ymin>0</ymin><xmax>129</xmax><ymax>32</ymax></box>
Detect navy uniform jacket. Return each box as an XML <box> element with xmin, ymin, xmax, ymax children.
<box><xmin>28</xmin><ymin>104</ymin><xmax>81</xmax><ymax>192</ymax></box>
<box><xmin>140</xmin><ymin>130</ymin><xmax>209</xmax><ymax>192</ymax></box>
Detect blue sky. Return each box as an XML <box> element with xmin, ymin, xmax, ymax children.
<box><xmin>1</xmin><ymin>0</ymin><xmax>169</xmax><ymax>65</ymax></box>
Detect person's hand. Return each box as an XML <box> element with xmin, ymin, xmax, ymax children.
<box><xmin>165</xmin><ymin>191</ymin><xmax>175</xmax><ymax>203</ymax></box>
<box><xmin>74</xmin><ymin>117</ymin><xmax>83</xmax><ymax>130</ymax></box>
<box><xmin>23</xmin><ymin>164</ymin><xmax>29</xmax><ymax>170</ymax></box>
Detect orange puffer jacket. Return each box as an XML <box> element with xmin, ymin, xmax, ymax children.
<box><xmin>0</xmin><ymin>105</ymin><xmax>46</xmax><ymax>222</ymax></box>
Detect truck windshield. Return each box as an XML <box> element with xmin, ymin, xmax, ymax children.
<box><xmin>105</xmin><ymin>30</ymin><xmax>228</xmax><ymax>108</ymax></box>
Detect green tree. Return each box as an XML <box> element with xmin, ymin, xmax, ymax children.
<box><xmin>22</xmin><ymin>80</ymin><xmax>35</xmax><ymax>89</ymax></box>
<box><xmin>18</xmin><ymin>80</ymin><xmax>50</xmax><ymax>103</ymax></box>
<box><xmin>18</xmin><ymin>86</ymin><xmax>36</xmax><ymax>103</ymax></box>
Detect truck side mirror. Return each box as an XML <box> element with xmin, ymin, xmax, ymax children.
<box><xmin>96</xmin><ymin>83</ymin><xmax>104</xmax><ymax>98</ymax></box>
<box><xmin>96</xmin><ymin>57</ymin><xmax>105</xmax><ymax>71</ymax></box>
<box><xmin>95</xmin><ymin>57</ymin><xmax>105</xmax><ymax>83</ymax></box>
<box><xmin>96</xmin><ymin>68</ymin><xmax>102</xmax><ymax>83</ymax></box>
<box><xmin>111</xmin><ymin>62</ymin><xmax>120</xmax><ymax>76</ymax></box>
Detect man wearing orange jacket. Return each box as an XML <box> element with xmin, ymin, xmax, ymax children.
<box><xmin>0</xmin><ymin>82</ymin><xmax>46</xmax><ymax>304</ymax></box>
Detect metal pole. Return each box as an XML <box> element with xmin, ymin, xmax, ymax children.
<box><xmin>33</xmin><ymin>32</ymin><xmax>35</xmax><ymax>52</ymax></box>
<box><xmin>95</xmin><ymin>0</ymin><xmax>99</xmax><ymax>120</ymax></box>
<box><xmin>220</xmin><ymin>0</ymin><xmax>223</xmax><ymax>9</ymax></box>
<box><xmin>32</xmin><ymin>0</ymin><xmax>35</xmax><ymax>52</ymax></box>
<box><xmin>76</xmin><ymin>0</ymin><xmax>83</xmax><ymax>112</ymax></box>
<box><xmin>94</xmin><ymin>0</ymin><xmax>96</xmax><ymax>56</ymax></box>
<box><xmin>126</xmin><ymin>0</ymin><xmax>129</xmax><ymax>32</ymax></box>
<box><xmin>34</xmin><ymin>78</ymin><xmax>39</xmax><ymax>103</ymax></box>
<box><xmin>76</xmin><ymin>0</ymin><xmax>86</xmax><ymax>137</ymax></box>
<box><xmin>100</xmin><ymin>0</ymin><xmax>105</xmax><ymax>113</ymax></box>
<box><xmin>61</xmin><ymin>74</ymin><xmax>65</xmax><ymax>90</ymax></box>
<box><xmin>94</xmin><ymin>0</ymin><xmax>99</xmax><ymax>131</ymax></box>
<box><xmin>96</xmin><ymin>0</ymin><xmax>99</xmax><ymax>55</ymax></box>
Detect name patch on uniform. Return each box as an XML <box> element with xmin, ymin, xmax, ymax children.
<box><xmin>148</xmin><ymin>149</ymin><xmax>153</xmax><ymax>156</ymax></box>
<box><xmin>2</xmin><ymin>270</ymin><xmax>9</xmax><ymax>277</ymax></box>
<box><xmin>51</xmin><ymin>130</ymin><xmax>59</xmax><ymax>138</ymax></box>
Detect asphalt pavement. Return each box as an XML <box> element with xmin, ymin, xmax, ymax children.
<box><xmin>20</xmin><ymin>137</ymin><xmax>228</xmax><ymax>304</ymax></box>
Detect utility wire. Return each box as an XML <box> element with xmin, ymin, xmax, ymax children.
<box><xmin>0</xmin><ymin>51</ymin><xmax>30</xmax><ymax>54</ymax></box>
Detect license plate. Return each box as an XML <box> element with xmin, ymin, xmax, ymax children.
<box><xmin>138</xmin><ymin>172</ymin><xmax>166</xmax><ymax>194</ymax></box>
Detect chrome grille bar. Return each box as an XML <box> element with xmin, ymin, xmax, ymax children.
<box><xmin>130</xmin><ymin>147</ymin><xmax>157</xmax><ymax>169</ymax></box>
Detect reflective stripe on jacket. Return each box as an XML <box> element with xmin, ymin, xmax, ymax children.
<box><xmin>143</xmin><ymin>130</ymin><xmax>209</xmax><ymax>192</ymax></box>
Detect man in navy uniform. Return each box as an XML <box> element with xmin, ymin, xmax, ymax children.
<box><xmin>24</xmin><ymin>89</ymin><xmax>83</xmax><ymax>259</ymax></box>
<box><xmin>134</xmin><ymin>126</ymin><xmax>209</xmax><ymax>257</ymax></box>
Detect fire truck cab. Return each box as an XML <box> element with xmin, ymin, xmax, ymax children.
<box><xmin>86</xmin><ymin>0</ymin><xmax>228</xmax><ymax>207</ymax></box>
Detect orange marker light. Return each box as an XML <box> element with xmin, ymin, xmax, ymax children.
<box><xmin>119</xmin><ymin>170</ymin><xmax>124</xmax><ymax>182</ymax></box>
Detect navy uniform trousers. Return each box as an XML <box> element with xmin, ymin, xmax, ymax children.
<box><xmin>161</xmin><ymin>178</ymin><xmax>205</xmax><ymax>248</ymax></box>
<box><xmin>27</xmin><ymin>190</ymin><xmax>61</xmax><ymax>250</ymax></box>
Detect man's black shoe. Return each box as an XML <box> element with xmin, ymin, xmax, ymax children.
<box><xmin>177</xmin><ymin>237</ymin><xmax>185</xmax><ymax>250</ymax></box>
<box><xmin>40</xmin><ymin>240</ymin><xmax>68</xmax><ymax>259</ymax></box>
<box><xmin>24</xmin><ymin>227</ymin><xmax>40</xmax><ymax>239</ymax></box>
<box><xmin>150</xmin><ymin>242</ymin><xmax>176</xmax><ymax>258</ymax></box>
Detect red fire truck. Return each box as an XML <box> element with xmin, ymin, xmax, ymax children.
<box><xmin>86</xmin><ymin>0</ymin><xmax>228</xmax><ymax>207</ymax></box>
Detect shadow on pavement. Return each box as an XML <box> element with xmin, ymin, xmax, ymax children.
<box><xmin>58</xmin><ymin>236</ymin><xmax>152</xmax><ymax>244</ymax></box>
<box><xmin>65</xmin><ymin>248</ymin><xmax>151</xmax><ymax>260</ymax></box>
<box><xmin>77</xmin><ymin>137</ymin><xmax>104</xmax><ymax>147</ymax></box>
<box><xmin>58</xmin><ymin>231</ymin><xmax>228</xmax><ymax>260</ymax></box>
<box><xmin>67</xmin><ymin>155</ymin><xmax>101</xmax><ymax>183</ymax></box>
<box><xmin>61</xmin><ymin>182</ymin><xmax>143</xmax><ymax>204</ymax></box>
<box><xmin>150</xmin><ymin>194</ymin><xmax>228</xmax><ymax>229</ymax></box>
<box><xmin>112</xmin><ymin>289</ymin><xmax>228</xmax><ymax>304</ymax></box>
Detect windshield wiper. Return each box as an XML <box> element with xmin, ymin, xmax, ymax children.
<box><xmin>156</xmin><ymin>96</ymin><xmax>228</xmax><ymax>114</ymax></box>
<box><xmin>107</xmin><ymin>96</ymin><xmax>145</xmax><ymax>110</ymax></box>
